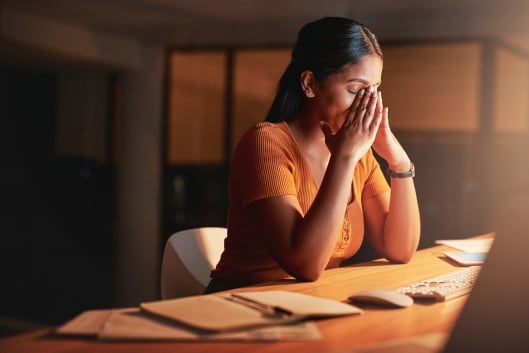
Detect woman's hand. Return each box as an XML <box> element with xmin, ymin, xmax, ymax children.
<box><xmin>371</xmin><ymin>91</ymin><xmax>411</xmax><ymax>171</ymax></box>
<box><xmin>320</xmin><ymin>86</ymin><xmax>382</xmax><ymax>163</ymax></box>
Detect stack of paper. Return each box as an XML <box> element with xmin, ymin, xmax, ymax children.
<box><xmin>436</xmin><ymin>236</ymin><xmax>495</xmax><ymax>266</ymax></box>
<box><xmin>435</xmin><ymin>237</ymin><xmax>494</xmax><ymax>253</ymax></box>
<box><xmin>56</xmin><ymin>290</ymin><xmax>362</xmax><ymax>341</ymax></box>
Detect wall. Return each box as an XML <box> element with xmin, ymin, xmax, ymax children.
<box><xmin>165</xmin><ymin>40</ymin><xmax>529</xmax><ymax>247</ymax></box>
<box><xmin>1</xmin><ymin>9</ymin><xmax>165</xmax><ymax>328</ymax></box>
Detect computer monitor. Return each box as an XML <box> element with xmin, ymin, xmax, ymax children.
<box><xmin>441</xmin><ymin>194</ymin><xmax>529</xmax><ymax>352</ymax></box>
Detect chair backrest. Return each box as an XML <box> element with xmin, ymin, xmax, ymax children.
<box><xmin>160</xmin><ymin>227</ymin><xmax>226</xmax><ymax>299</ymax></box>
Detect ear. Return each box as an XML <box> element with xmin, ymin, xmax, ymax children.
<box><xmin>300</xmin><ymin>70</ymin><xmax>316</xmax><ymax>98</ymax></box>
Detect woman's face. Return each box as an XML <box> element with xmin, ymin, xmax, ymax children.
<box><xmin>311</xmin><ymin>54</ymin><xmax>383</xmax><ymax>131</ymax></box>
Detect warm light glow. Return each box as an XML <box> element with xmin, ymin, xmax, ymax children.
<box><xmin>167</xmin><ymin>52</ymin><xmax>227</xmax><ymax>164</ymax></box>
<box><xmin>382</xmin><ymin>42</ymin><xmax>482</xmax><ymax>132</ymax></box>
<box><xmin>493</xmin><ymin>46</ymin><xmax>529</xmax><ymax>133</ymax></box>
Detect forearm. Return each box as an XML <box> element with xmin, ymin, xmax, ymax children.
<box><xmin>383</xmin><ymin>177</ymin><xmax>421</xmax><ymax>263</ymax></box>
<box><xmin>288</xmin><ymin>154</ymin><xmax>358</xmax><ymax>279</ymax></box>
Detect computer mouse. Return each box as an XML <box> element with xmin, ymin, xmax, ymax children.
<box><xmin>348</xmin><ymin>289</ymin><xmax>414</xmax><ymax>308</ymax></box>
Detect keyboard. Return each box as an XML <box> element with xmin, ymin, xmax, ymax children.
<box><xmin>396</xmin><ymin>266</ymin><xmax>482</xmax><ymax>301</ymax></box>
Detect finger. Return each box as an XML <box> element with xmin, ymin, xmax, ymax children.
<box><xmin>346</xmin><ymin>89</ymin><xmax>366</xmax><ymax>123</ymax></box>
<box><xmin>373</xmin><ymin>91</ymin><xmax>384</xmax><ymax>126</ymax></box>
<box><xmin>381</xmin><ymin>89</ymin><xmax>392</xmax><ymax>126</ymax></box>
<box><xmin>351</xmin><ymin>88</ymin><xmax>366</xmax><ymax>111</ymax></box>
<box><xmin>359</xmin><ymin>86</ymin><xmax>378</xmax><ymax>116</ymax></box>
<box><xmin>366</xmin><ymin>89</ymin><xmax>379</xmax><ymax>116</ymax></box>
<box><xmin>376</xmin><ymin>91</ymin><xmax>383</xmax><ymax>116</ymax></box>
<box><xmin>362</xmin><ymin>88</ymin><xmax>379</xmax><ymax>127</ymax></box>
<box><xmin>370</xmin><ymin>106</ymin><xmax>384</xmax><ymax>132</ymax></box>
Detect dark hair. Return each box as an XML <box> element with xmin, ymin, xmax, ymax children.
<box><xmin>265</xmin><ymin>17</ymin><xmax>382</xmax><ymax>122</ymax></box>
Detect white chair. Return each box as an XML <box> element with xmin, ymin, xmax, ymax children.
<box><xmin>160</xmin><ymin>227</ymin><xmax>227</xmax><ymax>299</ymax></box>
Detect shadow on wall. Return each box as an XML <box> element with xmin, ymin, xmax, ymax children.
<box><xmin>1</xmin><ymin>65</ymin><xmax>115</xmax><ymax>332</ymax></box>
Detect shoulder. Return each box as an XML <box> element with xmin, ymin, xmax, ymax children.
<box><xmin>243</xmin><ymin>121</ymin><xmax>290</xmax><ymax>139</ymax></box>
<box><xmin>231</xmin><ymin>121</ymin><xmax>298</xmax><ymax>171</ymax></box>
<box><xmin>236</xmin><ymin>121</ymin><xmax>293</xmax><ymax>149</ymax></box>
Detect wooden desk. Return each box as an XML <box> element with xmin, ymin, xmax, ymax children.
<box><xmin>0</xmin><ymin>241</ymin><xmax>477</xmax><ymax>353</ymax></box>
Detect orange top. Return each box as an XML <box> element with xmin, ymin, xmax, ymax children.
<box><xmin>211</xmin><ymin>121</ymin><xmax>390</xmax><ymax>283</ymax></box>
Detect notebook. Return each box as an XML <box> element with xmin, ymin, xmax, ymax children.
<box><xmin>56</xmin><ymin>290</ymin><xmax>361</xmax><ymax>341</ymax></box>
<box><xmin>140</xmin><ymin>290</ymin><xmax>362</xmax><ymax>332</ymax></box>
<box><xmin>56</xmin><ymin>307</ymin><xmax>323</xmax><ymax>341</ymax></box>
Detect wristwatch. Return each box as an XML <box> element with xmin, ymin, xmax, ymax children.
<box><xmin>388</xmin><ymin>162</ymin><xmax>415</xmax><ymax>178</ymax></box>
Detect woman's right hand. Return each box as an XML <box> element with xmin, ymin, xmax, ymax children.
<box><xmin>320</xmin><ymin>86</ymin><xmax>382</xmax><ymax>163</ymax></box>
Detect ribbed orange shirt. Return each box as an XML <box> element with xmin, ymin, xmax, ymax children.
<box><xmin>211</xmin><ymin>121</ymin><xmax>390</xmax><ymax>283</ymax></box>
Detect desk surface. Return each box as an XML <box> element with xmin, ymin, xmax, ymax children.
<box><xmin>0</xmin><ymin>239</ymin><xmax>484</xmax><ymax>353</ymax></box>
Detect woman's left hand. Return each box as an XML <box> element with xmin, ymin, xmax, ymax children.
<box><xmin>372</xmin><ymin>91</ymin><xmax>411</xmax><ymax>171</ymax></box>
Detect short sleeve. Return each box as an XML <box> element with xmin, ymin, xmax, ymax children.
<box><xmin>231</xmin><ymin>123</ymin><xmax>298</xmax><ymax>207</ymax></box>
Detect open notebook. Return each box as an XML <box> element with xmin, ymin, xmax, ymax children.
<box><xmin>56</xmin><ymin>290</ymin><xmax>361</xmax><ymax>341</ymax></box>
<box><xmin>140</xmin><ymin>290</ymin><xmax>362</xmax><ymax>332</ymax></box>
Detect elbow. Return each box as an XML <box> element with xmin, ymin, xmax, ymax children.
<box><xmin>295</xmin><ymin>270</ymin><xmax>321</xmax><ymax>282</ymax></box>
<box><xmin>387</xmin><ymin>253</ymin><xmax>413</xmax><ymax>264</ymax></box>
<box><xmin>385</xmin><ymin>247</ymin><xmax>416</xmax><ymax>264</ymax></box>
<box><xmin>383</xmin><ymin>229</ymin><xmax>420</xmax><ymax>264</ymax></box>
<box><xmin>284</xmin><ymin>261</ymin><xmax>324</xmax><ymax>282</ymax></box>
<box><xmin>274</xmin><ymin>249</ymin><xmax>328</xmax><ymax>282</ymax></box>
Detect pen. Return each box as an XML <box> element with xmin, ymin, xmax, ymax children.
<box><xmin>229</xmin><ymin>294</ymin><xmax>293</xmax><ymax>317</ymax></box>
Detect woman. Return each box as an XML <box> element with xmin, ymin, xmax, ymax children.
<box><xmin>206</xmin><ymin>17</ymin><xmax>420</xmax><ymax>293</ymax></box>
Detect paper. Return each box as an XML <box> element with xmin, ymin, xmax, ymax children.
<box><xmin>57</xmin><ymin>290</ymin><xmax>360</xmax><ymax>341</ymax></box>
<box><xmin>435</xmin><ymin>237</ymin><xmax>494</xmax><ymax>253</ymax></box>
<box><xmin>100</xmin><ymin>308</ymin><xmax>321</xmax><ymax>341</ymax></box>
<box><xmin>140</xmin><ymin>294</ymin><xmax>288</xmax><ymax>331</ymax></box>
<box><xmin>55</xmin><ymin>309</ymin><xmax>113</xmax><ymax>336</ymax></box>
<box><xmin>56</xmin><ymin>308</ymin><xmax>322</xmax><ymax>341</ymax></box>
<box><xmin>140</xmin><ymin>290</ymin><xmax>362</xmax><ymax>332</ymax></box>
<box><xmin>234</xmin><ymin>291</ymin><xmax>362</xmax><ymax>317</ymax></box>
<box><xmin>443</xmin><ymin>251</ymin><xmax>488</xmax><ymax>266</ymax></box>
